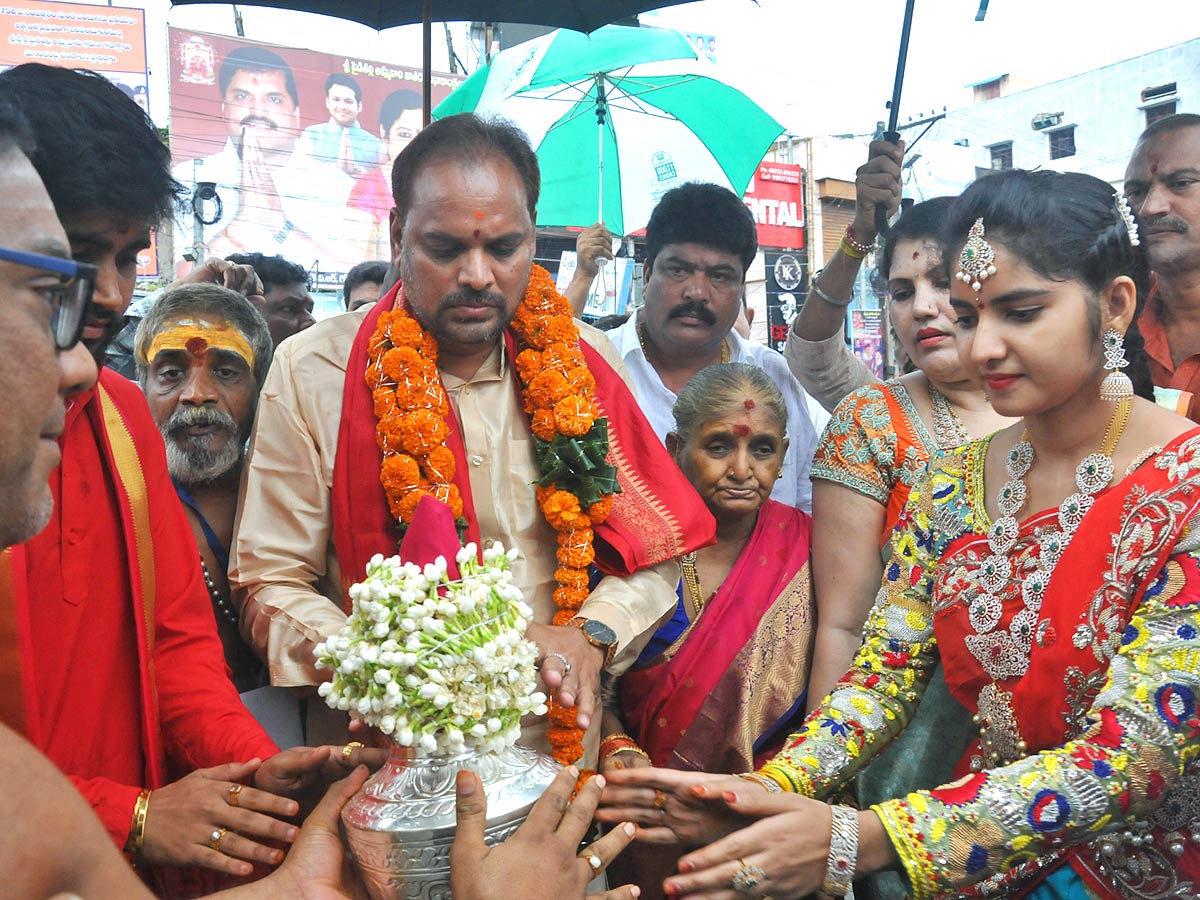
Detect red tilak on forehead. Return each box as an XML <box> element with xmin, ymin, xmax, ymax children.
<box><xmin>185</xmin><ymin>336</ymin><xmax>208</xmax><ymax>357</ymax></box>
<box><xmin>475</xmin><ymin>210</ymin><xmax>485</xmax><ymax>219</ymax></box>
<box><xmin>912</xmin><ymin>250</ymin><xmax>920</xmax><ymax>260</ymax></box>
<box><xmin>473</xmin><ymin>229</ymin><xmax>481</xmax><ymax>238</ymax></box>
<box><xmin>743</xmin><ymin>399</ymin><xmax>755</xmax><ymax>410</ymax></box>
<box><xmin>733</xmin><ymin>423</ymin><xmax>750</xmax><ymax>436</ymax></box>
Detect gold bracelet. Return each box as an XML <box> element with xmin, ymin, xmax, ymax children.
<box><xmin>600</xmin><ymin>732</ymin><xmax>651</xmax><ymax>761</ymax></box>
<box><xmin>125</xmin><ymin>789</ymin><xmax>151</xmax><ymax>866</ymax></box>
<box><xmin>603</xmin><ymin>744</ymin><xmax>651</xmax><ymax>762</ymax></box>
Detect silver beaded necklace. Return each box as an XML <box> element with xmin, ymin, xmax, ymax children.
<box><xmin>928</xmin><ymin>384</ymin><xmax>971</xmax><ymax>449</ymax></box>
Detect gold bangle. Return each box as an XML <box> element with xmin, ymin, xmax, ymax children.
<box><xmin>125</xmin><ymin>789</ymin><xmax>151</xmax><ymax>866</ymax></box>
<box><xmin>602</xmin><ymin>732</ymin><xmax>638</xmax><ymax>745</ymax></box>
<box><xmin>603</xmin><ymin>743</ymin><xmax>651</xmax><ymax>762</ymax></box>
<box><xmin>600</xmin><ymin>732</ymin><xmax>650</xmax><ymax>761</ymax></box>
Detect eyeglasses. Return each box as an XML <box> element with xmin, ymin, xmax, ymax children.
<box><xmin>0</xmin><ymin>246</ymin><xmax>97</xmax><ymax>350</ymax></box>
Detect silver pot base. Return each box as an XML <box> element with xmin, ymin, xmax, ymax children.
<box><xmin>342</xmin><ymin>743</ymin><xmax>560</xmax><ymax>899</ymax></box>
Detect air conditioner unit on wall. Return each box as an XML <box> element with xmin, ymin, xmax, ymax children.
<box><xmin>1031</xmin><ymin>112</ymin><xmax>1063</xmax><ymax>131</ymax></box>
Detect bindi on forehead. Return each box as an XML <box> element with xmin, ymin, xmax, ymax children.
<box><xmin>732</xmin><ymin>423</ymin><xmax>750</xmax><ymax>437</ymax></box>
<box><xmin>912</xmin><ymin>250</ymin><xmax>920</xmax><ymax>260</ymax></box>
<box><xmin>185</xmin><ymin>336</ymin><xmax>208</xmax><ymax>357</ymax></box>
<box><xmin>743</xmin><ymin>399</ymin><xmax>755</xmax><ymax>410</ymax></box>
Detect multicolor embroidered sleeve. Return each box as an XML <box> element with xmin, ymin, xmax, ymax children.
<box><xmin>872</xmin><ymin>549</ymin><xmax>1200</xmax><ymax>900</ymax></box>
<box><xmin>757</xmin><ymin>451</ymin><xmax>969</xmax><ymax>796</ymax></box>
<box><xmin>810</xmin><ymin>384</ymin><xmax>897</xmax><ymax>505</ymax></box>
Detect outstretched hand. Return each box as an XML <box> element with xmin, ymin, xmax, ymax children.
<box><xmin>527</xmin><ymin>622</ymin><xmax>605</xmax><ymax>729</ymax></box>
<box><xmin>662</xmin><ymin>789</ymin><xmax>833</xmax><ymax>900</ymax></box>
<box><xmin>255</xmin><ymin>745</ymin><xmax>388</xmax><ymax>815</ymax></box>
<box><xmin>142</xmin><ymin>759</ymin><xmax>299</xmax><ymax>876</ymax></box>
<box><xmin>451</xmin><ymin>766</ymin><xmax>641</xmax><ymax>900</ymax></box>
<box><xmin>596</xmin><ymin>767</ymin><xmax>760</xmax><ymax>847</ymax></box>
<box><xmin>218</xmin><ymin>766</ymin><xmax>372</xmax><ymax>900</ymax></box>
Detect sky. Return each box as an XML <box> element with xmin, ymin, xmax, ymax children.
<box><xmin>149</xmin><ymin>0</ymin><xmax>1197</xmax><ymax>137</ymax></box>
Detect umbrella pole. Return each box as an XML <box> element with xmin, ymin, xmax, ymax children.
<box><xmin>422</xmin><ymin>0</ymin><xmax>432</xmax><ymax>126</ymax></box>
<box><xmin>875</xmin><ymin>0</ymin><xmax>916</xmax><ymax>237</ymax></box>
<box><xmin>596</xmin><ymin>77</ymin><xmax>607</xmax><ymax>224</ymax></box>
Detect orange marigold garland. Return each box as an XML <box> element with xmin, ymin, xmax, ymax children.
<box><xmin>366</xmin><ymin>303</ymin><xmax>463</xmax><ymax>526</ymax></box>
<box><xmin>366</xmin><ymin>267</ymin><xmax>621</xmax><ymax>766</ymax></box>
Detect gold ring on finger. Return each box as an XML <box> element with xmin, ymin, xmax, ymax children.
<box><xmin>581</xmin><ymin>853</ymin><xmax>603</xmax><ymax>874</ymax></box>
<box><xmin>653</xmin><ymin>789</ymin><xmax>668</xmax><ymax>809</ymax></box>
<box><xmin>730</xmin><ymin>859</ymin><xmax>766</xmax><ymax>895</ymax></box>
<box><xmin>343</xmin><ymin>741</ymin><xmax>364</xmax><ymax>763</ymax></box>
<box><xmin>228</xmin><ymin>783</ymin><xmax>243</xmax><ymax>807</ymax></box>
<box><xmin>208</xmin><ymin>827</ymin><xmax>228</xmax><ymax>851</ymax></box>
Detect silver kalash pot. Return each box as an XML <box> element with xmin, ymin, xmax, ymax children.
<box><xmin>341</xmin><ymin>741</ymin><xmax>560</xmax><ymax>899</ymax></box>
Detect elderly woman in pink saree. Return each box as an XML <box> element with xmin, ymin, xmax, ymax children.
<box><xmin>599</xmin><ymin>363</ymin><xmax>815</xmax><ymax>897</ymax></box>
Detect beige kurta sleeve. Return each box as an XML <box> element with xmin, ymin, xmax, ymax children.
<box><xmin>230</xmin><ymin>314</ymin><xmax>363</xmax><ymax>687</ymax></box>
<box><xmin>574</xmin><ymin>322</ymin><xmax>680</xmax><ymax>672</ymax></box>
<box><xmin>783</xmin><ymin>328</ymin><xmax>877</xmax><ymax>414</ymax></box>
<box><xmin>582</xmin><ymin>559</ymin><xmax>679</xmax><ymax>675</ymax></box>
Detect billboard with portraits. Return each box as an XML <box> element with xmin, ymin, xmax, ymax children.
<box><xmin>168</xmin><ymin>28</ymin><xmax>462</xmax><ymax>287</ymax></box>
<box><xmin>1</xmin><ymin>0</ymin><xmax>156</xmax><ymax>274</ymax></box>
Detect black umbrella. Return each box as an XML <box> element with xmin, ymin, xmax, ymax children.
<box><xmin>170</xmin><ymin>1</ymin><xmax>702</xmax><ymax>121</ymax></box>
<box><xmin>875</xmin><ymin>0</ymin><xmax>988</xmax><ymax>235</ymax></box>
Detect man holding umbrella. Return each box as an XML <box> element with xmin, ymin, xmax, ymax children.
<box><xmin>231</xmin><ymin>113</ymin><xmax>715</xmax><ymax>759</ymax></box>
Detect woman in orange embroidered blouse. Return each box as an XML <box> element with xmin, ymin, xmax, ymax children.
<box><xmin>805</xmin><ymin>197</ymin><xmax>1015</xmax><ymax>710</ymax></box>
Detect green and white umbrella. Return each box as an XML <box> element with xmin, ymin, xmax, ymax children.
<box><xmin>434</xmin><ymin>25</ymin><xmax>785</xmax><ymax>236</ymax></box>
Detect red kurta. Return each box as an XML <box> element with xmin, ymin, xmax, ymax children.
<box><xmin>6</xmin><ymin>370</ymin><xmax>278</xmax><ymax>850</ymax></box>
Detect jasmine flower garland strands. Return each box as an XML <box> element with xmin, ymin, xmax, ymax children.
<box><xmin>315</xmin><ymin>541</ymin><xmax>548</xmax><ymax>756</ymax></box>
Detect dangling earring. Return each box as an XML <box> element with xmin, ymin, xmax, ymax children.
<box><xmin>776</xmin><ymin>469</ymin><xmax>783</xmax><ymax>479</ymax></box>
<box><xmin>1100</xmin><ymin>328</ymin><xmax>1134</xmax><ymax>401</ymax></box>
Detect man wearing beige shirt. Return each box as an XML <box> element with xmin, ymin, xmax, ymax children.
<box><xmin>231</xmin><ymin>114</ymin><xmax>712</xmax><ymax>757</ymax></box>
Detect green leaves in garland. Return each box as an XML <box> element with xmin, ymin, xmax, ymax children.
<box><xmin>532</xmin><ymin>417</ymin><xmax>621</xmax><ymax>508</ymax></box>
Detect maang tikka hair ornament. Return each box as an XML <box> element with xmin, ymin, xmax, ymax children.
<box><xmin>955</xmin><ymin>217</ymin><xmax>997</xmax><ymax>293</ymax></box>
<box><xmin>1115</xmin><ymin>191</ymin><xmax>1141</xmax><ymax>247</ymax></box>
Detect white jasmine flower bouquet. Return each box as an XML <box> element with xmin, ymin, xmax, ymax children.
<box><xmin>315</xmin><ymin>542</ymin><xmax>548</xmax><ymax>756</ymax></box>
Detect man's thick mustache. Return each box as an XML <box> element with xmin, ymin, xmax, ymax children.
<box><xmin>240</xmin><ymin>116</ymin><xmax>277</xmax><ymax>130</ymax></box>
<box><xmin>669</xmin><ymin>301</ymin><xmax>717</xmax><ymax>325</ymax></box>
<box><xmin>441</xmin><ymin>291</ymin><xmax>506</xmax><ymax>310</ymax></box>
<box><xmin>165</xmin><ymin>406</ymin><xmax>238</xmax><ymax>437</ymax></box>
<box><xmin>1142</xmin><ymin>215</ymin><xmax>1188</xmax><ymax>234</ymax></box>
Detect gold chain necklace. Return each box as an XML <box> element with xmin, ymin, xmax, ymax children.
<box><xmin>637</xmin><ymin>320</ymin><xmax>730</xmax><ymax>365</ymax></box>
<box><xmin>680</xmin><ymin>552</ymin><xmax>706</xmax><ymax>613</ymax></box>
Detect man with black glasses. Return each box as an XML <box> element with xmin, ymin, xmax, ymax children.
<box><xmin>0</xmin><ymin>65</ymin><xmax>377</xmax><ymax>895</ymax></box>
<box><xmin>0</xmin><ymin>117</ymin><xmax>97</xmax><ymax>551</ymax></box>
